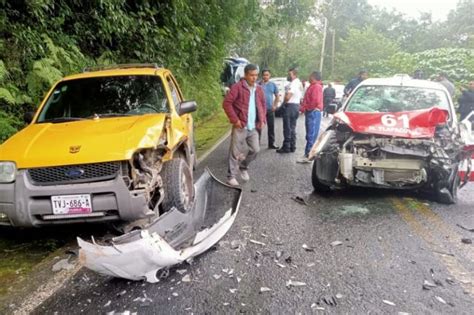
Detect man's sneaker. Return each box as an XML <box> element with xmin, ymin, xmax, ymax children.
<box><xmin>227</xmin><ymin>177</ymin><xmax>239</xmax><ymax>187</ymax></box>
<box><xmin>296</xmin><ymin>156</ymin><xmax>311</xmax><ymax>164</ymax></box>
<box><xmin>268</xmin><ymin>144</ymin><xmax>279</xmax><ymax>149</ymax></box>
<box><xmin>240</xmin><ymin>170</ymin><xmax>250</xmax><ymax>182</ymax></box>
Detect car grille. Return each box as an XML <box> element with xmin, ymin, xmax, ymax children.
<box><xmin>28</xmin><ymin>162</ymin><xmax>121</xmax><ymax>186</ymax></box>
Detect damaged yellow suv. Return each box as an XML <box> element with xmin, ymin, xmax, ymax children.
<box><xmin>0</xmin><ymin>64</ymin><xmax>196</xmax><ymax>227</ymax></box>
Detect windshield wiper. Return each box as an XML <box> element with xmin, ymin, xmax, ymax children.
<box><xmin>88</xmin><ymin>113</ymin><xmax>134</xmax><ymax>119</ymax></box>
<box><xmin>40</xmin><ymin>117</ymin><xmax>87</xmax><ymax>123</ymax></box>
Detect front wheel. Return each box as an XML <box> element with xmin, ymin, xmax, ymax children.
<box><xmin>435</xmin><ymin>167</ymin><xmax>460</xmax><ymax>204</ymax></box>
<box><xmin>161</xmin><ymin>157</ymin><xmax>194</xmax><ymax>213</ymax></box>
<box><xmin>311</xmin><ymin>158</ymin><xmax>331</xmax><ymax>193</ymax></box>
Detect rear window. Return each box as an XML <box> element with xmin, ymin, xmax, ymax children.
<box><xmin>345</xmin><ymin>86</ymin><xmax>450</xmax><ymax>113</ymax></box>
<box><xmin>37</xmin><ymin>75</ymin><xmax>168</xmax><ymax>123</ymax></box>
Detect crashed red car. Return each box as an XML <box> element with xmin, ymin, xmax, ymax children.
<box><xmin>309</xmin><ymin>75</ymin><xmax>473</xmax><ymax>204</ymax></box>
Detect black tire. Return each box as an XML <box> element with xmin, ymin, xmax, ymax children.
<box><xmin>435</xmin><ymin>171</ymin><xmax>460</xmax><ymax>204</ymax></box>
<box><xmin>161</xmin><ymin>157</ymin><xmax>194</xmax><ymax>213</ymax></box>
<box><xmin>311</xmin><ymin>158</ymin><xmax>331</xmax><ymax>193</ymax></box>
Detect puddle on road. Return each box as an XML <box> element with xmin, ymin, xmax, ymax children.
<box><xmin>339</xmin><ymin>205</ymin><xmax>370</xmax><ymax>215</ymax></box>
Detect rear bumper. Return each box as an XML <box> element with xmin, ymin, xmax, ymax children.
<box><xmin>0</xmin><ymin>170</ymin><xmax>152</xmax><ymax>227</ymax></box>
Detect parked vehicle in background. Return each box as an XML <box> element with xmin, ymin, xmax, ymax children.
<box><xmin>270</xmin><ymin>77</ymin><xmax>289</xmax><ymax>117</ymax></box>
<box><xmin>309</xmin><ymin>75</ymin><xmax>473</xmax><ymax>204</ymax></box>
<box><xmin>220</xmin><ymin>57</ymin><xmax>251</xmax><ymax>95</ymax></box>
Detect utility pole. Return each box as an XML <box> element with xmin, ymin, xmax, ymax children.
<box><xmin>319</xmin><ymin>17</ymin><xmax>328</xmax><ymax>73</ymax></box>
<box><xmin>331</xmin><ymin>29</ymin><xmax>335</xmax><ymax>79</ymax></box>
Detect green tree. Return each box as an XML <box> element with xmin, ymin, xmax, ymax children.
<box><xmin>335</xmin><ymin>27</ymin><xmax>399</xmax><ymax>80</ymax></box>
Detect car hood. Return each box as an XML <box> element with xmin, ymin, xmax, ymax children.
<box><xmin>334</xmin><ymin>107</ymin><xmax>449</xmax><ymax>139</ymax></box>
<box><xmin>0</xmin><ymin>115</ymin><xmax>167</xmax><ymax>168</ymax></box>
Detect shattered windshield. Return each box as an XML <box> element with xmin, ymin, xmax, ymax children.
<box><xmin>37</xmin><ymin>75</ymin><xmax>168</xmax><ymax>123</ymax></box>
<box><xmin>345</xmin><ymin>86</ymin><xmax>450</xmax><ymax>114</ymax></box>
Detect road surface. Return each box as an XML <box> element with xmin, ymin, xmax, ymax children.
<box><xmin>32</xmin><ymin>116</ymin><xmax>474</xmax><ymax>314</ymax></box>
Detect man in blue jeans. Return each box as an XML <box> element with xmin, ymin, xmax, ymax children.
<box><xmin>259</xmin><ymin>69</ymin><xmax>280</xmax><ymax>149</ymax></box>
<box><xmin>297</xmin><ymin>71</ymin><xmax>323</xmax><ymax>163</ymax></box>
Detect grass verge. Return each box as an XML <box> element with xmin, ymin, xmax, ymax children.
<box><xmin>195</xmin><ymin>110</ymin><xmax>230</xmax><ymax>158</ymax></box>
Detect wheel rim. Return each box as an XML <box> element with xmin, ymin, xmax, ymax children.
<box><xmin>181</xmin><ymin>165</ymin><xmax>193</xmax><ymax>210</ymax></box>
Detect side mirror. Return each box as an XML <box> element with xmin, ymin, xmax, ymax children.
<box><xmin>178</xmin><ymin>100</ymin><xmax>197</xmax><ymax>116</ymax></box>
<box><xmin>24</xmin><ymin>111</ymin><xmax>35</xmax><ymax>124</ymax></box>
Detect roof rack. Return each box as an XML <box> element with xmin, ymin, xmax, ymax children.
<box><xmin>82</xmin><ymin>63</ymin><xmax>162</xmax><ymax>72</ymax></box>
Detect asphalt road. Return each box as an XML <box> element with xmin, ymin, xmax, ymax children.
<box><xmin>34</xmin><ymin>115</ymin><xmax>474</xmax><ymax>314</ymax></box>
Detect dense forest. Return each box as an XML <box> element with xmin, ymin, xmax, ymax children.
<box><xmin>0</xmin><ymin>0</ymin><xmax>473</xmax><ymax>142</ymax></box>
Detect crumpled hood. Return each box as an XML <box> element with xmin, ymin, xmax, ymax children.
<box><xmin>0</xmin><ymin>115</ymin><xmax>167</xmax><ymax>168</ymax></box>
<box><xmin>334</xmin><ymin>107</ymin><xmax>449</xmax><ymax>139</ymax></box>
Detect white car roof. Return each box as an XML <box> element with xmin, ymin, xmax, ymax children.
<box><xmin>359</xmin><ymin>75</ymin><xmax>448</xmax><ymax>92</ymax></box>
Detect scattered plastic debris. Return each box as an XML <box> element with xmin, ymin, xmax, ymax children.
<box><xmin>461</xmin><ymin>238</ymin><xmax>472</xmax><ymax>244</ymax></box>
<box><xmin>276</xmin><ymin>262</ymin><xmax>286</xmax><ymax>268</ymax></box>
<box><xmin>236</xmin><ymin>277</ymin><xmax>242</xmax><ymax>283</ymax></box>
<box><xmin>422</xmin><ymin>280</ymin><xmax>437</xmax><ymax>290</ymax></box>
<box><xmin>446</xmin><ymin>278</ymin><xmax>455</xmax><ymax>285</ymax></box>
<box><xmin>104</xmin><ymin>300</ymin><xmax>112</xmax><ymax>307</ymax></box>
<box><xmin>250</xmin><ymin>189</ymin><xmax>258</xmax><ymax>193</ymax></box>
<box><xmin>276</xmin><ymin>251</ymin><xmax>283</xmax><ymax>258</ymax></box>
<box><xmin>456</xmin><ymin>224</ymin><xmax>474</xmax><ymax>232</ymax></box>
<box><xmin>383</xmin><ymin>300</ymin><xmax>396</xmax><ymax>306</ymax></box>
<box><xmin>435</xmin><ymin>296</ymin><xmax>446</xmax><ymax>304</ymax></box>
<box><xmin>307</xmin><ymin>263</ymin><xmax>315</xmax><ymax>267</ymax></box>
<box><xmin>330</xmin><ymin>241</ymin><xmax>343</xmax><ymax>247</ymax></box>
<box><xmin>285</xmin><ymin>256</ymin><xmax>292</xmax><ymax>264</ymax></box>
<box><xmin>182</xmin><ymin>274</ymin><xmax>191</xmax><ymax>282</ymax></box>
<box><xmin>117</xmin><ymin>290</ymin><xmax>127</xmax><ymax>297</ymax></box>
<box><xmin>223</xmin><ymin>302</ymin><xmax>230</xmax><ymax>306</ymax></box>
<box><xmin>286</xmin><ymin>280</ymin><xmax>307</xmax><ymax>288</ymax></box>
<box><xmin>260</xmin><ymin>287</ymin><xmax>272</xmax><ymax>293</ymax></box>
<box><xmin>52</xmin><ymin>258</ymin><xmax>75</xmax><ymax>272</ymax></box>
<box><xmin>229</xmin><ymin>288</ymin><xmax>237</xmax><ymax>294</ymax></box>
<box><xmin>176</xmin><ymin>269</ymin><xmax>187</xmax><ymax>275</ymax></box>
<box><xmin>319</xmin><ymin>296</ymin><xmax>337</xmax><ymax>306</ymax></box>
<box><xmin>249</xmin><ymin>239</ymin><xmax>266</xmax><ymax>246</ymax></box>
<box><xmin>291</xmin><ymin>196</ymin><xmax>308</xmax><ymax>206</ymax></box>
<box><xmin>302</xmin><ymin>244</ymin><xmax>315</xmax><ymax>252</ymax></box>
<box><xmin>335</xmin><ymin>293</ymin><xmax>343</xmax><ymax>299</ymax></box>
<box><xmin>213</xmin><ymin>274</ymin><xmax>222</xmax><ymax>280</ymax></box>
<box><xmin>172</xmin><ymin>292</ymin><xmax>179</xmax><ymax>297</ymax></box>
<box><xmin>261</xmin><ymin>233</ymin><xmax>268</xmax><ymax>238</ymax></box>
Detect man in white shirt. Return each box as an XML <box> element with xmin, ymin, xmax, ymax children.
<box><xmin>277</xmin><ymin>67</ymin><xmax>303</xmax><ymax>153</ymax></box>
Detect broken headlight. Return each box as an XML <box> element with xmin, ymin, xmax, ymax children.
<box><xmin>0</xmin><ymin>162</ymin><xmax>16</xmax><ymax>183</ymax></box>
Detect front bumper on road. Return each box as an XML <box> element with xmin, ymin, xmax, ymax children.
<box><xmin>0</xmin><ymin>169</ymin><xmax>152</xmax><ymax>227</ymax></box>
<box><xmin>78</xmin><ymin>169</ymin><xmax>242</xmax><ymax>283</ymax></box>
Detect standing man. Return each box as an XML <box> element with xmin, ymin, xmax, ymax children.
<box><xmin>297</xmin><ymin>71</ymin><xmax>323</xmax><ymax>163</ymax></box>
<box><xmin>259</xmin><ymin>69</ymin><xmax>280</xmax><ymax>149</ymax></box>
<box><xmin>435</xmin><ymin>72</ymin><xmax>455</xmax><ymax>97</ymax></box>
<box><xmin>458</xmin><ymin>81</ymin><xmax>474</xmax><ymax>121</ymax></box>
<box><xmin>344</xmin><ymin>70</ymin><xmax>368</xmax><ymax>97</ymax></box>
<box><xmin>277</xmin><ymin>67</ymin><xmax>303</xmax><ymax>154</ymax></box>
<box><xmin>223</xmin><ymin>64</ymin><xmax>266</xmax><ymax>187</ymax></box>
<box><xmin>323</xmin><ymin>83</ymin><xmax>336</xmax><ymax>117</ymax></box>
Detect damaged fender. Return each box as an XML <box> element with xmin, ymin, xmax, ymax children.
<box><xmin>77</xmin><ymin>169</ymin><xmax>242</xmax><ymax>283</ymax></box>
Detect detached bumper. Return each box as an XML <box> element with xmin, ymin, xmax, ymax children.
<box><xmin>78</xmin><ymin>169</ymin><xmax>242</xmax><ymax>282</ymax></box>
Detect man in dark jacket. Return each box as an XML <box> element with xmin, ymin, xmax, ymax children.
<box><xmin>223</xmin><ymin>64</ymin><xmax>267</xmax><ymax>186</ymax></box>
<box><xmin>458</xmin><ymin>81</ymin><xmax>474</xmax><ymax>121</ymax></box>
<box><xmin>344</xmin><ymin>70</ymin><xmax>368</xmax><ymax>97</ymax></box>
<box><xmin>323</xmin><ymin>83</ymin><xmax>336</xmax><ymax>117</ymax></box>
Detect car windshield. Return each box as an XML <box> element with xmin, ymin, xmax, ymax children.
<box><xmin>37</xmin><ymin>75</ymin><xmax>168</xmax><ymax>123</ymax></box>
<box><xmin>345</xmin><ymin>85</ymin><xmax>450</xmax><ymax>114</ymax></box>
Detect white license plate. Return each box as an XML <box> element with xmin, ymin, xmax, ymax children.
<box><xmin>51</xmin><ymin>194</ymin><xmax>92</xmax><ymax>215</ymax></box>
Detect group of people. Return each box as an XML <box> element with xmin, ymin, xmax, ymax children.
<box><xmin>222</xmin><ymin>64</ymin><xmax>474</xmax><ymax>187</ymax></box>
<box><xmin>222</xmin><ymin>64</ymin><xmax>326</xmax><ymax>186</ymax></box>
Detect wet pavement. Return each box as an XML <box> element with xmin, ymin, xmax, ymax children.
<box><xmin>22</xmin><ymin>116</ymin><xmax>474</xmax><ymax>313</ymax></box>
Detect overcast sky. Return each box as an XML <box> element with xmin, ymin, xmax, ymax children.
<box><xmin>367</xmin><ymin>0</ymin><xmax>458</xmax><ymax>21</ymax></box>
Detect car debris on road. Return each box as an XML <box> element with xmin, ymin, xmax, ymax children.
<box><xmin>78</xmin><ymin>170</ymin><xmax>242</xmax><ymax>282</ymax></box>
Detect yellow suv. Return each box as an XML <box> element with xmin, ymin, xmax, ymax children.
<box><xmin>0</xmin><ymin>64</ymin><xmax>196</xmax><ymax>227</ymax></box>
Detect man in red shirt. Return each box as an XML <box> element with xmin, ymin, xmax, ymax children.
<box><xmin>223</xmin><ymin>64</ymin><xmax>267</xmax><ymax>186</ymax></box>
<box><xmin>298</xmin><ymin>71</ymin><xmax>323</xmax><ymax>163</ymax></box>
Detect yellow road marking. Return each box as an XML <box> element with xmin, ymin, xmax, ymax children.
<box><xmin>391</xmin><ymin>198</ymin><xmax>474</xmax><ymax>296</ymax></box>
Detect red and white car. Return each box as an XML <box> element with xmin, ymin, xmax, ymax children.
<box><xmin>309</xmin><ymin>75</ymin><xmax>473</xmax><ymax>204</ymax></box>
